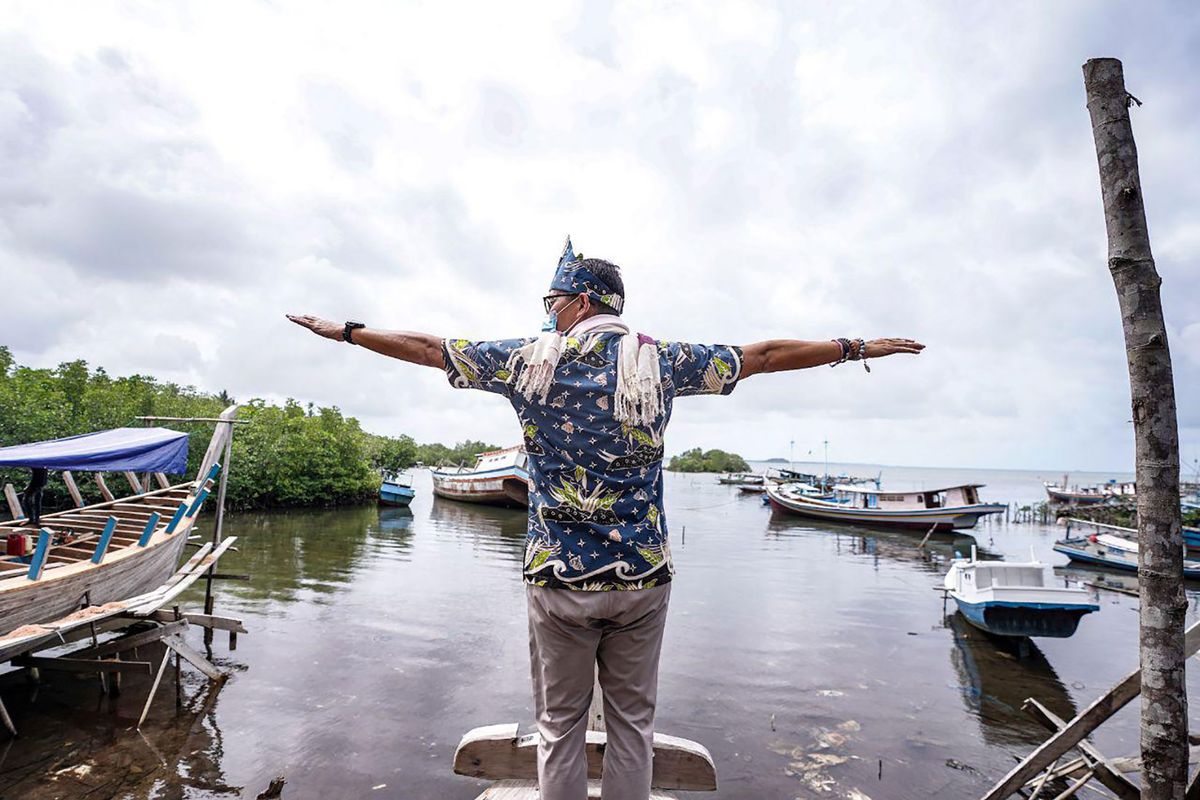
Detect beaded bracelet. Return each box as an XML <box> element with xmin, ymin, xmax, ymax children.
<box><xmin>831</xmin><ymin>338</ymin><xmax>871</xmax><ymax>372</ymax></box>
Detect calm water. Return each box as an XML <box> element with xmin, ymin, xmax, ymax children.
<box><xmin>2</xmin><ymin>462</ymin><xmax>1198</xmax><ymax>799</ymax></box>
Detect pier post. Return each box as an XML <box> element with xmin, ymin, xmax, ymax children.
<box><xmin>1083</xmin><ymin>57</ymin><xmax>1186</xmax><ymax>797</ymax></box>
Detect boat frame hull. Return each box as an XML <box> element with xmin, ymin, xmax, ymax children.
<box><xmin>767</xmin><ymin>491</ymin><xmax>1004</xmax><ymax>531</ymax></box>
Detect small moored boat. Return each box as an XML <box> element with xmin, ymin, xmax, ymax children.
<box><xmin>1044</xmin><ymin>477</ymin><xmax>1135</xmax><ymax>506</ymax></box>
<box><xmin>766</xmin><ymin>483</ymin><xmax>1005</xmax><ymax>531</ymax></box>
<box><xmin>378</xmin><ymin>470</ymin><xmax>416</xmax><ymax>507</ymax></box>
<box><xmin>432</xmin><ymin>446</ymin><xmax>530</xmax><ymax>508</ymax></box>
<box><xmin>944</xmin><ymin>547</ymin><xmax>1098</xmax><ymax>638</ymax></box>
<box><xmin>1053</xmin><ymin>530</ymin><xmax>1200</xmax><ymax>579</ymax></box>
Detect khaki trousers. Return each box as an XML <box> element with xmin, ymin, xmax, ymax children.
<box><xmin>525</xmin><ymin>583</ymin><xmax>672</xmax><ymax>800</ymax></box>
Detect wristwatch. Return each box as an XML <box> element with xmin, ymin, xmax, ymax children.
<box><xmin>343</xmin><ymin>321</ymin><xmax>366</xmax><ymax>344</ymax></box>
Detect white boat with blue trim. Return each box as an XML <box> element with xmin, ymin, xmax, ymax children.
<box><xmin>944</xmin><ymin>547</ymin><xmax>1098</xmax><ymax>638</ymax></box>
<box><xmin>431</xmin><ymin>445</ymin><xmax>530</xmax><ymax>508</ymax></box>
<box><xmin>766</xmin><ymin>482</ymin><xmax>1006</xmax><ymax>531</ymax></box>
<box><xmin>379</xmin><ymin>470</ymin><xmax>416</xmax><ymax>507</ymax></box>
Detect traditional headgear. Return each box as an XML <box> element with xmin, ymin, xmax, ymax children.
<box><xmin>549</xmin><ymin>237</ymin><xmax>624</xmax><ymax>314</ymax></box>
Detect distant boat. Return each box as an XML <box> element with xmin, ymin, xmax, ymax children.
<box><xmin>1053</xmin><ymin>529</ymin><xmax>1200</xmax><ymax>579</ymax></box>
<box><xmin>431</xmin><ymin>446</ymin><xmax>530</xmax><ymax>508</ymax></box>
<box><xmin>1044</xmin><ymin>476</ymin><xmax>1135</xmax><ymax>505</ymax></box>
<box><xmin>378</xmin><ymin>471</ymin><xmax>416</xmax><ymax>507</ymax></box>
<box><xmin>766</xmin><ymin>483</ymin><xmax>1005</xmax><ymax>531</ymax></box>
<box><xmin>717</xmin><ymin>472</ymin><xmax>761</xmax><ymax>485</ymax></box>
<box><xmin>944</xmin><ymin>547</ymin><xmax>1098</xmax><ymax>638</ymax></box>
<box><xmin>1060</xmin><ymin>516</ymin><xmax>1200</xmax><ymax>553</ymax></box>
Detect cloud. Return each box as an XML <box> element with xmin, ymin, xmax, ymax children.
<box><xmin>0</xmin><ymin>1</ymin><xmax>1196</xmax><ymax>470</ymax></box>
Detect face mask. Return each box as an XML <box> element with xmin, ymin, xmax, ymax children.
<box><xmin>541</xmin><ymin>296</ymin><xmax>580</xmax><ymax>333</ymax></box>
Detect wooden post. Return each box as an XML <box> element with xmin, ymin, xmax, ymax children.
<box><xmin>204</xmin><ymin>409</ymin><xmax>237</xmax><ymax>646</ymax></box>
<box><xmin>62</xmin><ymin>472</ymin><xmax>84</xmax><ymax>508</ymax></box>
<box><xmin>2</xmin><ymin>484</ymin><xmax>24</xmax><ymax>520</ymax></box>
<box><xmin>1083</xmin><ymin>57</ymin><xmax>1186</xmax><ymax>797</ymax></box>
<box><xmin>123</xmin><ymin>471</ymin><xmax>144</xmax><ymax>494</ymax></box>
<box><xmin>94</xmin><ymin>473</ymin><xmax>114</xmax><ymax>502</ymax></box>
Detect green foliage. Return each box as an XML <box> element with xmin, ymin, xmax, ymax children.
<box><xmin>0</xmin><ymin>348</ymin><xmax>492</xmax><ymax>512</ymax></box>
<box><xmin>413</xmin><ymin>439</ymin><xmax>499</xmax><ymax>467</ymax></box>
<box><xmin>666</xmin><ymin>447</ymin><xmax>750</xmax><ymax>473</ymax></box>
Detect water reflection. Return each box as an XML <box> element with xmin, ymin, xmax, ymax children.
<box><xmin>765</xmin><ymin>513</ymin><xmax>988</xmax><ymax>574</ymax></box>
<box><xmin>427</xmin><ymin>498</ymin><xmax>528</xmax><ymax>562</ymax></box>
<box><xmin>0</xmin><ymin>644</ymin><xmax>236</xmax><ymax>799</ymax></box>
<box><xmin>946</xmin><ymin>614</ymin><xmax>1077</xmax><ymax>747</ymax></box>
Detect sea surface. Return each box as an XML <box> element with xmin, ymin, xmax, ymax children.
<box><xmin>2</xmin><ymin>462</ymin><xmax>1197</xmax><ymax>800</ymax></box>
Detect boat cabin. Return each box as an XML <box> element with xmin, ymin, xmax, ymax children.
<box><xmin>473</xmin><ymin>446</ymin><xmax>528</xmax><ymax>473</ymax></box>
<box><xmin>831</xmin><ymin>483</ymin><xmax>985</xmax><ymax>510</ymax></box>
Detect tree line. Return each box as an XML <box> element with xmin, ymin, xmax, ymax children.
<box><xmin>0</xmin><ymin>347</ymin><xmax>495</xmax><ymax>511</ymax></box>
<box><xmin>666</xmin><ymin>447</ymin><xmax>750</xmax><ymax>473</ymax></box>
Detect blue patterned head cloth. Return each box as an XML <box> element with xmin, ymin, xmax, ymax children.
<box><xmin>549</xmin><ymin>236</ymin><xmax>624</xmax><ymax>314</ymax></box>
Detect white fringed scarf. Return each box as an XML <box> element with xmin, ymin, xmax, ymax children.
<box><xmin>507</xmin><ymin>315</ymin><xmax>664</xmax><ymax>426</ymax></box>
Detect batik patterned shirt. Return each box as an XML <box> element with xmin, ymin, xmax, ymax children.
<box><xmin>443</xmin><ymin>332</ymin><xmax>742</xmax><ymax>591</ymax></box>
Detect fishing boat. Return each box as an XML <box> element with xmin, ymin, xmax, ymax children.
<box><xmin>765</xmin><ymin>483</ymin><xmax>1005</xmax><ymax>531</ymax></box>
<box><xmin>716</xmin><ymin>471</ymin><xmax>760</xmax><ymax>485</ymax></box>
<box><xmin>431</xmin><ymin>445</ymin><xmax>530</xmax><ymax>508</ymax></box>
<box><xmin>378</xmin><ymin>470</ymin><xmax>416</xmax><ymax>507</ymax></box>
<box><xmin>943</xmin><ymin>547</ymin><xmax>1098</xmax><ymax>638</ymax></box>
<box><xmin>0</xmin><ymin>425</ymin><xmax>224</xmax><ymax>638</ymax></box>
<box><xmin>1044</xmin><ymin>477</ymin><xmax>1135</xmax><ymax>505</ymax></box>
<box><xmin>1060</xmin><ymin>516</ymin><xmax>1200</xmax><ymax>554</ymax></box>
<box><xmin>1052</xmin><ymin>529</ymin><xmax>1200</xmax><ymax>579</ymax></box>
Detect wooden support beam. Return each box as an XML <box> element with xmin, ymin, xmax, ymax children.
<box><xmin>153</xmin><ymin>473</ymin><xmax>171</xmax><ymax>490</ymax></box>
<box><xmin>137</xmin><ymin>513</ymin><xmax>161</xmax><ymax>547</ymax></box>
<box><xmin>74</xmin><ymin>620</ymin><xmax>190</xmax><ymax>659</ymax></box>
<box><xmin>0</xmin><ymin>695</ymin><xmax>15</xmax><ymax>737</ymax></box>
<box><xmin>164</xmin><ymin>634</ymin><xmax>223</xmax><ymax>682</ymax></box>
<box><xmin>94</xmin><ymin>474</ymin><xmax>114</xmax><ymax>502</ymax></box>
<box><xmin>123</xmin><ymin>472</ymin><xmax>144</xmax><ymax>494</ymax></box>
<box><xmin>1025</xmin><ymin>698</ymin><xmax>1140</xmax><ymax>800</ymax></box>
<box><xmin>12</xmin><ymin>655</ymin><xmax>152</xmax><ymax>675</ymax></box>
<box><xmin>62</xmin><ymin>472</ymin><xmax>84</xmax><ymax>508</ymax></box>
<box><xmin>980</xmin><ymin>618</ymin><xmax>1200</xmax><ymax>799</ymax></box>
<box><xmin>145</xmin><ymin>609</ymin><xmax>247</xmax><ymax>633</ymax></box>
<box><xmin>138</xmin><ymin>648</ymin><xmax>172</xmax><ymax>729</ymax></box>
<box><xmin>3</xmin><ymin>484</ymin><xmax>24</xmax><ymax>521</ymax></box>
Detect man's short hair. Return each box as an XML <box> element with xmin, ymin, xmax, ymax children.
<box><xmin>581</xmin><ymin>258</ymin><xmax>624</xmax><ymax>316</ymax></box>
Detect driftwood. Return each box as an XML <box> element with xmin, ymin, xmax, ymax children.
<box><xmin>1084</xmin><ymin>56</ymin><xmax>1187</xmax><ymax>797</ymax></box>
<box><xmin>1024</xmin><ymin>698</ymin><xmax>1139</xmax><ymax>800</ymax></box>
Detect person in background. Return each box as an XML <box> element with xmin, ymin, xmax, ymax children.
<box><xmin>288</xmin><ymin>238</ymin><xmax>923</xmax><ymax>800</ymax></box>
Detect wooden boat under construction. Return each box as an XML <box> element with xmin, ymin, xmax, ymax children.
<box><xmin>0</xmin><ymin>426</ymin><xmax>217</xmax><ymax>639</ymax></box>
<box><xmin>432</xmin><ymin>445</ymin><xmax>530</xmax><ymax>508</ymax></box>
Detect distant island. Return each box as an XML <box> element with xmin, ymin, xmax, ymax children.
<box><xmin>667</xmin><ymin>448</ymin><xmax>750</xmax><ymax>473</ymax></box>
<box><xmin>761</xmin><ymin>457</ymin><xmax>788</xmax><ymax>463</ymax></box>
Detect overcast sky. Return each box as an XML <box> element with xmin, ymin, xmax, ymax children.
<box><xmin>1</xmin><ymin>1</ymin><xmax>1196</xmax><ymax>473</ymax></box>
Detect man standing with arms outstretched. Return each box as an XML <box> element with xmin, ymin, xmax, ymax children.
<box><xmin>289</xmin><ymin>238</ymin><xmax>923</xmax><ymax>800</ymax></box>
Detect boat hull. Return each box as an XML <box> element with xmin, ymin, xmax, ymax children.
<box><xmin>952</xmin><ymin>598</ymin><xmax>1096</xmax><ymax>638</ymax></box>
<box><xmin>767</xmin><ymin>492</ymin><xmax>1004</xmax><ymax>531</ymax></box>
<box><xmin>1053</xmin><ymin>540</ymin><xmax>1200</xmax><ymax>579</ymax></box>
<box><xmin>432</xmin><ymin>471</ymin><xmax>529</xmax><ymax>508</ymax></box>
<box><xmin>0</xmin><ymin>529</ymin><xmax>189</xmax><ymax>637</ymax></box>
<box><xmin>379</xmin><ymin>484</ymin><xmax>416</xmax><ymax>507</ymax></box>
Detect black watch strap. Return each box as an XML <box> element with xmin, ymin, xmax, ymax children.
<box><xmin>344</xmin><ymin>321</ymin><xmax>366</xmax><ymax>344</ymax></box>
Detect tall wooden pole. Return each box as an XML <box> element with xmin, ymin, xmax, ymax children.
<box><xmin>1083</xmin><ymin>57</ymin><xmax>1186</xmax><ymax>797</ymax></box>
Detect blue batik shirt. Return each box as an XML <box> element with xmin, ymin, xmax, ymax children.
<box><xmin>443</xmin><ymin>332</ymin><xmax>742</xmax><ymax>591</ymax></box>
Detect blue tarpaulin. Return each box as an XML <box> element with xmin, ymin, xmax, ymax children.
<box><xmin>0</xmin><ymin>428</ymin><xmax>189</xmax><ymax>474</ymax></box>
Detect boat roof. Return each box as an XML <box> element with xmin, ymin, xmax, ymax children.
<box><xmin>833</xmin><ymin>483</ymin><xmax>985</xmax><ymax>494</ymax></box>
<box><xmin>0</xmin><ymin>427</ymin><xmax>189</xmax><ymax>473</ymax></box>
<box><xmin>476</xmin><ymin>445</ymin><xmax>524</xmax><ymax>458</ymax></box>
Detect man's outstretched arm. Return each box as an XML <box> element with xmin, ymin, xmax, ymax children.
<box><xmin>286</xmin><ymin>314</ymin><xmax>444</xmax><ymax>369</ymax></box>
<box><xmin>740</xmin><ymin>338</ymin><xmax>924</xmax><ymax>378</ymax></box>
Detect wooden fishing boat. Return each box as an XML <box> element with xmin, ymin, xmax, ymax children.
<box><xmin>766</xmin><ymin>483</ymin><xmax>1005</xmax><ymax>531</ymax></box>
<box><xmin>1044</xmin><ymin>477</ymin><xmax>1135</xmax><ymax>505</ymax></box>
<box><xmin>431</xmin><ymin>446</ymin><xmax>530</xmax><ymax>508</ymax></box>
<box><xmin>1053</xmin><ymin>530</ymin><xmax>1200</xmax><ymax>579</ymax></box>
<box><xmin>716</xmin><ymin>471</ymin><xmax>760</xmax><ymax>485</ymax></box>
<box><xmin>378</xmin><ymin>470</ymin><xmax>416</xmax><ymax>507</ymax></box>
<box><xmin>943</xmin><ymin>547</ymin><xmax>1098</xmax><ymax>638</ymax></box>
<box><xmin>0</xmin><ymin>426</ymin><xmax>220</xmax><ymax>639</ymax></box>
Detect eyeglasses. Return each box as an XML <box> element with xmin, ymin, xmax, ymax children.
<box><xmin>542</xmin><ymin>293</ymin><xmax>575</xmax><ymax>314</ymax></box>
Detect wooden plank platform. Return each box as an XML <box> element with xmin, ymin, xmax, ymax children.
<box><xmin>474</xmin><ymin>780</ymin><xmax>679</xmax><ymax>799</ymax></box>
<box><xmin>454</xmin><ymin>723</ymin><xmax>716</xmax><ymax>792</ymax></box>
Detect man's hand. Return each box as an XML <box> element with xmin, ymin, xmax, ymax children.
<box><xmin>287</xmin><ymin>314</ymin><xmax>342</xmax><ymax>341</ymax></box>
<box><xmin>864</xmin><ymin>338</ymin><xmax>925</xmax><ymax>358</ymax></box>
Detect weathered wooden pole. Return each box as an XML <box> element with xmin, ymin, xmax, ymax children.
<box><xmin>1083</xmin><ymin>57</ymin><xmax>1186</xmax><ymax>797</ymax></box>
